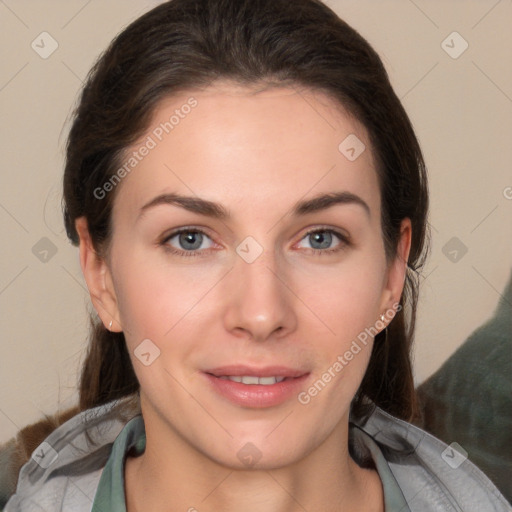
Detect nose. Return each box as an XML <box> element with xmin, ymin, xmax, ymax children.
<box><xmin>222</xmin><ymin>246</ymin><xmax>297</xmax><ymax>342</ymax></box>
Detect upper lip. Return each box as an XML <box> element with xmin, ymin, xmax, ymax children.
<box><xmin>205</xmin><ymin>365</ymin><xmax>309</xmax><ymax>378</ymax></box>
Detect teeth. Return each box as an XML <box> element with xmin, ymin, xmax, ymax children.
<box><xmin>242</xmin><ymin>376</ymin><xmax>259</xmax><ymax>385</ymax></box>
<box><xmin>219</xmin><ymin>375</ymin><xmax>287</xmax><ymax>385</ymax></box>
<box><xmin>258</xmin><ymin>376</ymin><xmax>278</xmax><ymax>385</ymax></box>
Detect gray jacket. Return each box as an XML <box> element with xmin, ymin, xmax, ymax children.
<box><xmin>4</xmin><ymin>397</ymin><xmax>511</xmax><ymax>511</ymax></box>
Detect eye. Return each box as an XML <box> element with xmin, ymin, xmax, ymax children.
<box><xmin>160</xmin><ymin>228</ymin><xmax>215</xmax><ymax>257</ymax></box>
<box><xmin>296</xmin><ymin>228</ymin><xmax>349</xmax><ymax>255</ymax></box>
<box><xmin>160</xmin><ymin>226</ymin><xmax>350</xmax><ymax>258</ymax></box>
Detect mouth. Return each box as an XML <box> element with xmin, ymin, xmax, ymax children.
<box><xmin>203</xmin><ymin>365</ymin><xmax>310</xmax><ymax>408</ymax></box>
<box><xmin>215</xmin><ymin>375</ymin><xmax>289</xmax><ymax>385</ymax></box>
<box><xmin>205</xmin><ymin>365</ymin><xmax>307</xmax><ymax>379</ymax></box>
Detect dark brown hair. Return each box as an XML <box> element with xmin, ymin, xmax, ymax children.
<box><xmin>63</xmin><ymin>0</ymin><xmax>429</xmax><ymax>423</ymax></box>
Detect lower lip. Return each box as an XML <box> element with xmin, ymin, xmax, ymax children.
<box><xmin>203</xmin><ymin>373</ymin><xmax>310</xmax><ymax>408</ymax></box>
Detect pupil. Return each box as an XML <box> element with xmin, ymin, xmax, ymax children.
<box><xmin>312</xmin><ymin>231</ymin><xmax>331</xmax><ymax>249</ymax></box>
<box><xmin>181</xmin><ymin>232</ymin><xmax>202</xmax><ymax>250</ymax></box>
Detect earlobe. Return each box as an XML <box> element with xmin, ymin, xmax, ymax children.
<box><xmin>75</xmin><ymin>217</ymin><xmax>122</xmax><ymax>332</ymax></box>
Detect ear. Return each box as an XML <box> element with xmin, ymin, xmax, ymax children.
<box><xmin>379</xmin><ymin>218</ymin><xmax>412</xmax><ymax>317</ymax></box>
<box><xmin>75</xmin><ymin>217</ymin><xmax>122</xmax><ymax>332</ymax></box>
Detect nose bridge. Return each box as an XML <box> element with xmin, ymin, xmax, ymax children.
<box><xmin>225</xmin><ymin>235</ymin><xmax>294</xmax><ymax>339</ymax></box>
<box><xmin>236</xmin><ymin>236</ymin><xmax>283</xmax><ymax>304</ymax></box>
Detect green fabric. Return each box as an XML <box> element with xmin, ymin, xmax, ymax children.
<box><xmin>91</xmin><ymin>416</ymin><xmax>145</xmax><ymax>512</ymax></box>
<box><xmin>352</xmin><ymin>426</ymin><xmax>410</xmax><ymax>511</ymax></box>
<box><xmin>415</xmin><ymin>269</ymin><xmax>512</xmax><ymax>504</ymax></box>
<box><xmin>91</xmin><ymin>414</ymin><xmax>408</xmax><ymax>511</ymax></box>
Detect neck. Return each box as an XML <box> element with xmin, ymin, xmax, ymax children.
<box><xmin>124</xmin><ymin>404</ymin><xmax>383</xmax><ymax>512</ymax></box>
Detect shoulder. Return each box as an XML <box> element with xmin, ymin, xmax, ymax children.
<box><xmin>3</xmin><ymin>395</ymin><xmax>140</xmax><ymax>512</ymax></box>
<box><xmin>355</xmin><ymin>406</ymin><xmax>512</xmax><ymax>511</ymax></box>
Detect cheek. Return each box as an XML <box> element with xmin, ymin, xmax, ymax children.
<box><xmin>291</xmin><ymin>250</ymin><xmax>387</xmax><ymax>406</ymax></box>
<box><xmin>295</xmin><ymin>252</ymin><xmax>387</xmax><ymax>344</ymax></box>
<box><xmin>111</xmin><ymin>247</ymin><xmax>220</xmax><ymax>344</ymax></box>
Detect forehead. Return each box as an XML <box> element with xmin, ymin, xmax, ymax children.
<box><xmin>112</xmin><ymin>82</ymin><xmax>380</xmax><ymax>222</ymax></box>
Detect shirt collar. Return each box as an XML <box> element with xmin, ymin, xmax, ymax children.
<box><xmin>92</xmin><ymin>414</ymin><xmax>409</xmax><ymax>511</ymax></box>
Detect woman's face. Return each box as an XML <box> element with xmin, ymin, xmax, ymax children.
<box><xmin>79</xmin><ymin>81</ymin><xmax>410</xmax><ymax>469</ymax></box>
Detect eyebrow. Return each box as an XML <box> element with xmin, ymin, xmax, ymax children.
<box><xmin>137</xmin><ymin>190</ymin><xmax>370</xmax><ymax>221</ymax></box>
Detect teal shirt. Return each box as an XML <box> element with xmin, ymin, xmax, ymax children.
<box><xmin>91</xmin><ymin>415</ymin><xmax>410</xmax><ymax>511</ymax></box>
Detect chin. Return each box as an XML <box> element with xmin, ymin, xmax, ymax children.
<box><xmin>200</xmin><ymin>429</ymin><xmax>316</xmax><ymax>471</ymax></box>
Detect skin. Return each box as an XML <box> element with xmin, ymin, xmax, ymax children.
<box><xmin>76</xmin><ymin>81</ymin><xmax>411</xmax><ymax>512</ymax></box>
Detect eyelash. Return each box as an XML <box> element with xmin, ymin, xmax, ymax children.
<box><xmin>159</xmin><ymin>227</ymin><xmax>350</xmax><ymax>258</ymax></box>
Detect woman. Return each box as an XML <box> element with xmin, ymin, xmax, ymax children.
<box><xmin>4</xmin><ymin>0</ymin><xmax>510</xmax><ymax>510</ymax></box>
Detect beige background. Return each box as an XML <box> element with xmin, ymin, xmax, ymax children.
<box><xmin>1</xmin><ymin>0</ymin><xmax>511</xmax><ymax>442</ymax></box>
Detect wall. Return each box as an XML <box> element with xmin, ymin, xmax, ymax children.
<box><xmin>1</xmin><ymin>0</ymin><xmax>511</xmax><ymax>441</ymax></box>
